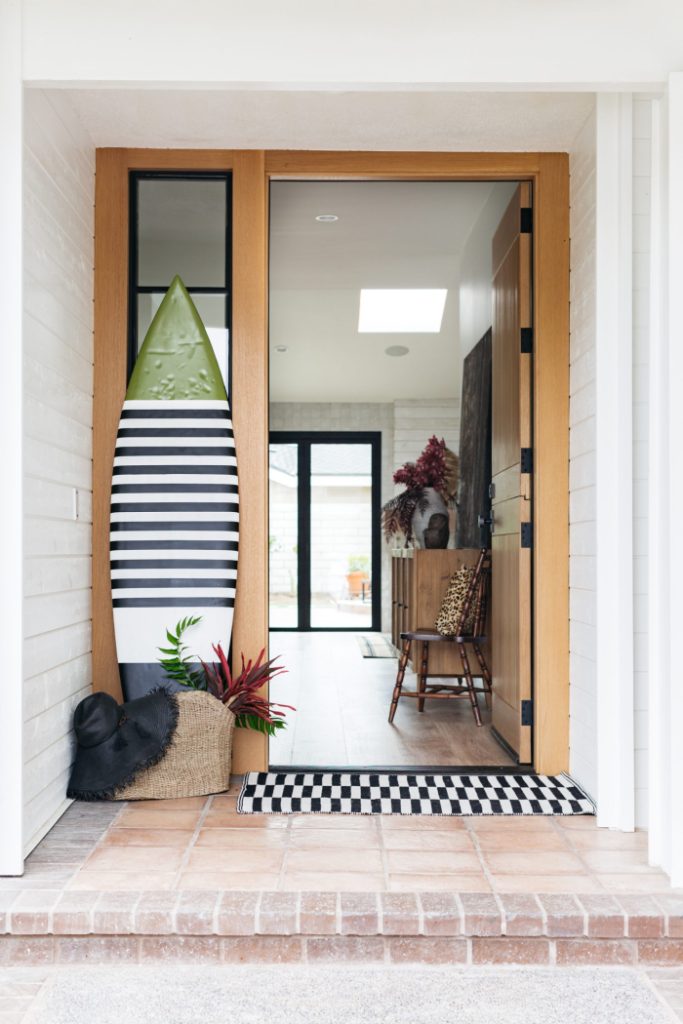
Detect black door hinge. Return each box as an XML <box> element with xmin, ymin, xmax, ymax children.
<box><xmin>521</xmin><ymin>327</ymin><xmax>533</xmax><ymax>353</ymax></box>
<box><xmin>521</xmin><ymin>448</ymin><xmax>533</xmax><ymax>474</ymax></box>
<box><xmin>521</xmin><ymin>699</ymin><xmax>534</xmax><ymax>726</ymax></box>
<box><xmin>520</xmin><ymin>207</ymin><xmax>533</xmax><ymax>234</ymax></box>
<box><xmin>521</xmin><ymin>522</ymin><xmax>533</xmax><ymax>548</ymax></box>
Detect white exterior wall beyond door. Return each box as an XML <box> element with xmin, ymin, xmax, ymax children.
<box><xmin>22</xmin><ymin>90</ymin><xmax>94</xmax><ymax>855</ymax></box>
<box><xmin>568</xmin><ymin>107</ymin><xmax>598</xmax><ymax>803</ymax></box>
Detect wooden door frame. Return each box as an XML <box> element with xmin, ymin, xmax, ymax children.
<box><xmin>94</xmin><ymin>149</ymin><xmax>569</xmax><ymax>776</ymax></box>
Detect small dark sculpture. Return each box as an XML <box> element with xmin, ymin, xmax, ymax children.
<box><xmin>423</xmin><ymin>513</ymin><xmax>449</xmax><ymax>549</ymax></box>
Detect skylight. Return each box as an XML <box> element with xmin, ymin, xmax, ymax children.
<box><xmin>358</xmin><ymin>289</ymin><xmax>447</xmax><ymax>333</ymax></box>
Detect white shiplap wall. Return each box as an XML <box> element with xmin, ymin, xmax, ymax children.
<box><xmin>568</xmin><ymin>98</ymin><xmax>653</xmax><ymax>824</ymax></box>
<box><xmin>568</xmin><ymin>108</ymin><xmax>598</xmax><ymax>800</ymax></box>
<box><xmin>23</xmin><ymin>90</ymin><xmax>94</xmax><ymax>854</ymax></box>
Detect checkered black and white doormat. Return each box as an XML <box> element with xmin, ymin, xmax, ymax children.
<box><xmin>237</xmin><ymin>771</ymin><xmax>595</xmax><ymax>816</ymax></box>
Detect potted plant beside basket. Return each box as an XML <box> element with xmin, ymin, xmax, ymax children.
<box><xmin>382</xmin><ymin>435</ymin><xmax>459</xmax><ymax>549</ymax></box>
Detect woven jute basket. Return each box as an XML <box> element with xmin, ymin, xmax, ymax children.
<box><xmin>116</xmin><ymin>690</ymin><xmax>235</xmax><ymax>801</ymax></box>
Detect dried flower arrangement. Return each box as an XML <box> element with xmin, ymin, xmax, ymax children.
<box><xmin>382</xmin><ymin>435</ymin><xmax>459</xmax><ymax>544</ymax></box>
<box><xmin>158</xmin><ymin>617</ymin><xmax>293</xmax><ymax>736</ymax></box>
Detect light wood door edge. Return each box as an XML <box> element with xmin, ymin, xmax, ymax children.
<box><xmin>93</xmin><ymin>148</ymin><xmax>569</xmax><ymax>776</ymax></box>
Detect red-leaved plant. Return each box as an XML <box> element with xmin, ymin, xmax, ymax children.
<box><xmin>201</xmin><ymin>644</ymin><xmax>294</xmax><ymax>736</ymax></box>
<box><xmin>158</xmin><ymin>617</ymin><xmax>294</xmax><ymax>736</ymax></box>
<box><xmin>382</xmin><ymin>436</ymin><xmax>458</xmax><ymax>544</ymax></box>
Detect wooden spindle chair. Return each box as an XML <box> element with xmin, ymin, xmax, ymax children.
<box><xmin>388</xmin><ymin>548</ymin><xmax>492</xmax><ymax>727</ymax></box>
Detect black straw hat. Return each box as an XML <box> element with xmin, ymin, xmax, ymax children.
<box><xmin>67</xmin><ymin>690</ymin><xmax>179</xmax><ymax>801</ymax></box>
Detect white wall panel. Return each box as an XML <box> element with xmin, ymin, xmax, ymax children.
<box><xmin>22</xmin><ymin>88</ymin><xmax>94</xmax><ymax>855</ymax></box>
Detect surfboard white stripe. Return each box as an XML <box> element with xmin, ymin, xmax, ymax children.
<box><xmin>122</xmin><ymin>399</ymin><xmax>230</xmax><ymax>411</ymax></box>
<box><xmin>110</xmin><ymin>550</ymin><xmax>239</xmax><ymax>560</ymax></box>
<box><xmin>112</xmin><ymin>567</ymin><xmax>238</xmax><ymax>578</ymax></box>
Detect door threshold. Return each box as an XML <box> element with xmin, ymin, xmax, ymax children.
<box><xmin>267</xmin><ymin>763</ymin><xmax>534</xmax><ymax>775</ymax></box>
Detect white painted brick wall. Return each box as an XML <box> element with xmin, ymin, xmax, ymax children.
<box><xmin>22</xmin><ymin>90</ymin><xmax>94</xmax><ymax>854</ymax></box>
<box><xmin>392</xmin><ymin>399</ymin><xmax>460</xmax><ymax>473</ymax></box>
<box><xmin>569</xmin><ymin>107</ymin><xmax>598</xmax><ymax>801</ymax></box>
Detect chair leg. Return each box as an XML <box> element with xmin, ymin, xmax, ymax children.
<box><xmin>472</xmin><ymin>643</ymin><xmax>492</xmax><ymax>710</ymax></box>
<box><xmin>458</xmin><ymin>641</ymin><xmax>483</xmax><ymax>727</ymax></box>
<box><xmin>418</xmin><ymin>640</ymin><xmax>429</xmax><ymax>712</ymax></box>
<box><xmin>389</xmin><ymin>638</ymin><xmax>411</xmax><ymax>723</ymax></box>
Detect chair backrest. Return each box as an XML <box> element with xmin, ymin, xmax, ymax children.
<box><xmin>455</xmin><ymin>547</ymin><xmax>491</xmax><ymax>636</ymax></box>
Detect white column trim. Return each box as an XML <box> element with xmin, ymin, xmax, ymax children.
<box><xmin>664</xmin><ymin>72</ymin><xmax>683</xmax><ymax>886</ymax></box>
<box><xmin>595</xmin><ymin>93</ymin><xmax>635</xmax><ymax>831</ymax></box>
<box><xmin>647</xmin><ymin>94</ymin><xmax>669</xmax><ymax>869</ymax></box>
<box><xmin>0</xmin><ymin>0</ymin><xmax>24</xmax><ymax>874</ymax></box>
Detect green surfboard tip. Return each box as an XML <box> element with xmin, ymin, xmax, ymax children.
<box><xmin>127</xmin><ymin>275</ymin><xmax>227</xmax><ymax>401</ymax></box>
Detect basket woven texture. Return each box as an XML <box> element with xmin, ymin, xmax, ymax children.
<box><xmin>116</xmin><ymin>690</ymin><xmax>235</xmax><ymax>801</ymax></box>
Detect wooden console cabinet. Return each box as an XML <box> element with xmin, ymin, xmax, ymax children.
<box><xmin>390</xmin><ymin>548</ymin><xmax>488</xmax><ymax>674</ymax></box>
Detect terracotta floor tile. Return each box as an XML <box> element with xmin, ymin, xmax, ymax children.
<box><xmin>380</xmin><ymin>816</ymin><xmax>467</xmax><ymax>832</ymax></box>
<box><xmin>280</xmin><ymin>872</ymin><xmax>385</xmax><ymax>892</ymax></box>
<box><xmin>465</xmin><ymin>816</ymin><xmax>556</xmax><ymax>832</ymax></box>
<box><xmin>483</xmin><ymin>851</ymin><xmax>585</xmax><ymax>875</ymax></box>
<box><xmin>125</xmin><ymin>797</ymin><xmax>209</xmax><ymax>811</ymax></box>
<box><xmin>289</xmin><ymin>815</ymin><xmax>380</xmax><ymax>831</ymax></box>
<box><xmin>488</xmin><ymin>874</ymin><xmax>604</xmax><ymax>894</ymax></box>
<box><xmin>381</xmin><ymin>830</ymin><xmax>476</xmax><ymax>852</ymax></box>
<box><xmin>565</xmin><ymin>829</ymin><xmax>648</xmax><ymax>851</ymax></box>
<box><xmin>288</xmin><ymin>829</ymin><xmax>381</xmax><ymax>850</ymax></box>
<box><xmin>553</xmin><ymin>815</ymin><xmax>600</xmax><ymax>830</ymax></box>
<box><xmin>388</xmin><ymin>873</ymin><xmax>491</xmax><ymax>893</ymax></box>
<box><xmin>83</xmin><ymin>846</ymin><xmax>186</xmax><ymax>872</ymax></box>
<box><xmin>202</xmin><ymin>813</ymin><xmax>289</xmax><ymax>830</ymax></box>
<box><xmin>67</xmin><ymin>871</ymin><xmax>175</xmax><ymax>891</ymax></box>
<box><xmin>177</xmin><ymin>872</ymin><xmax>281</xmax><ymax>891</ymax></box>
<box><xmin>386</xmin><ymin>850</ymin><xmax>482</xmax><ymax>874</ymax></box>
<box><xmin>579</xmin><ymin>850</ymin><xmax>660</xmax><ymax>874</ymax></box>
<box><xmin>103</xmin><ymin>829</ymin><xmax>194</xmax><ymax>848</ymax></box>
<box><xmin>115</xmin><ymin>808</ymin><xmax>202</xmax><ymax>830</ymax></box>
<box><xmin>286</xmin><ymin>849</ymin><xmax>384</xmax><ymax>873</ymax></box>
<box><xmin>474</xmin><ymin>831</ymin><xmax>570</xmax><ymax>853</ymax></box>
<box><xmin>209</xmin><ymin>795</ymin><xmax>239</xmax><ymax>810</ymax></box>
<box><xmin>185</xmin><ymin>848</ymin><xmax>284</xmax><ymax>873</ymax></box>
<box><xmin>194</xmin><ymin>829</ymin><xmax>288</xmax><ymax>849</ymax></box>
<box><xmin>597</xmin><ymin>872</ymin><xmax>679</xmax><ymax>894</ymax></box>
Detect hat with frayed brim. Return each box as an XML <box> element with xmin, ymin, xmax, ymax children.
<box><xmin>67</xmin><ymin>690</ymin><xmax>179</xmax><ymax>801</ymax></box>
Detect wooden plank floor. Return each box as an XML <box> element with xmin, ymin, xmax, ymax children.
<box><xmin>268</xmin><ymin>631</ymin><xmax>514</xmax><ymax>768</ymax></box>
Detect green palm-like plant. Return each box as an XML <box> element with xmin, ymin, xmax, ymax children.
<box><xmin>157</xmin><ymin>616</ymin><xmax>205</xmax><ymax>689</ymax></box>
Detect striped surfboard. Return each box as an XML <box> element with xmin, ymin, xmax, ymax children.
<box><xmin>111</xmin><ymin>276</ymin><xmax>238</xmax><ymax>701</ymax></box>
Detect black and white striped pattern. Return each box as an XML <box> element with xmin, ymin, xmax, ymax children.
<box><xmin>111</xmin><ymin>399</ymin><xmax>238</xmax><ymax>670</ymax></box>
<box><xmin>238</xmin><ymin>771</ymin><xmax>595</xmax><ymax>816</ymax></box>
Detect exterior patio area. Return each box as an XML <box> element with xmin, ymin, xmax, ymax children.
<box><xmin>1</xmin><ymin>785</ymin><xmax>682</xmax><ymax>971</ymax></box>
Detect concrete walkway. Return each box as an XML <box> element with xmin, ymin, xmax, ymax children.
<box><xmin>6</xmin><ymin>965</ymin><xmax>681</xmax><ymax>1024</ymax></box>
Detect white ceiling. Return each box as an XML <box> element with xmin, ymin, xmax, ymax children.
<box><xmin>60</xmin><ymin>88</ymin><xmax>593</xmax><ymax>151</ymax></box>
<box><xmin>269</xmin><ymin>180</ymin><xmax>512</xmax><ymax>403</ymax></box>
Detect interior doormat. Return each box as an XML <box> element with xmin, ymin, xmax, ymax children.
<box><xmin>238</xmin><ymin>771</ymin><xmax>595</xmax><ymax>816</ymax></box>
<box><xmin>357</xmin><ymin>634</ymin><xmax>396</xmax><ymax>658</ymax></box>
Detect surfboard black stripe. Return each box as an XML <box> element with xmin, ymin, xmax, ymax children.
<box><xmin>113</xmin><ymin>465</ymin><xmax>235</xmax><ymax>476</ymax></box>
<box><xmin>113</xmin><ymin>597</ymin><xmax>235</xmax><ymax>608</ymax></box>
<box><xmin>121</xmin><ymin>409</ymin><xmax>230</xmax><ymax>420</ymax></box>
<box><xmin>111</xmin><ymin>501</ymin><xmax>238</xmax><ymax>513</ymax></box>
<box><xmin>111</xmin><ymin>522</ymin><xmax>239</xmax><ymax>533</ymax></box>
<box><xmin>117</xmin><ymin>428</ymin><xmax>234</xmax><ymax>439</ymax></box>
<box><xmin>115</xmin><ymin>446</ymin><xmax>236</xmax><ymax>457</ymax></box>
<box><xmin>110</xmin><ymin>540</ymin><xmax>239</xmax><ymax>551</ymax></box>
<box><xmin>111</xmin><ymin>559</ymin><xmax>235</xmax><ymax>569</ymax></box>
<box><xmin>111</xmin><ymin>577</ymin><xmax>233</xmax><ymax>589</ymax></box>
<box><xmin>111</xmin><ymin>483</ymin><xmax>239</xmax><ymax>494</ymax></box>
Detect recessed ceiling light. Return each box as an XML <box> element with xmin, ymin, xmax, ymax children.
<box><xmin>315</xmin><ymin>214</ymin><xmax>338</xmax><ymax>222</ymax></box>
<box><xmin>274</xmin><ymin>345</ymin><xmax>288</xmax><ymax>353</ymax></box>
<box><xmin>358</xmin><ymin>289</ymin><xmax>447</xmax><ymax>333</ymax></box>
<box><xmin>385</xmin><ymin>345</ymin><xmax>410</xmax><ymax>357</ymax></box>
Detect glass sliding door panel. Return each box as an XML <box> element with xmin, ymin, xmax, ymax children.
<box><xmin>309</xmin><ymin>443</ymin><xmax>373</xmax><ymax>628</ymax></box>
<box><xmin>269</xmin><ymin>443</ymin><xmax>299</xmax><ymax>628</ymax></box>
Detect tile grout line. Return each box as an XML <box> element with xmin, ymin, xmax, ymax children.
<box><xmin>171</xmin><ymin>795</ymin><xmax>215</xmax><ymax>890</ymax></box>
<box><xmin>275</xmin><ymin>814</ymin><xmax>293</xmax><ymax>892</ymax></box>
<box><xmin>377</xmin><ymin>814</ymin><xmax>390</xmax><ymax>893</ymax></box>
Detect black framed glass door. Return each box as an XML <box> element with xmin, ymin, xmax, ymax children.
<box><xmin>269</xmin><ymin>431</ymin><xmax>381</xmax><ymax>631</ymax></box>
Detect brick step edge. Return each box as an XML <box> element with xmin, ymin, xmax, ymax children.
<box><xmin>0</xmin><ymin>934</ymin><xmax>682</xmax><ymax>966</ymax></box>
<box><xmin>1</xmin><ymin>891</ymin><xmax>682</xmax><ymax>941</ymax></box>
